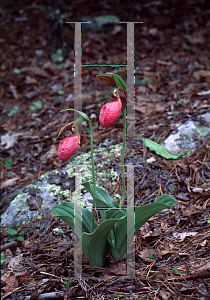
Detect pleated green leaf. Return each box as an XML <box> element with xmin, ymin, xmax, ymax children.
<box><xmin>82</xmin><ymin>182</ymin><xmax>119</xmax><ymax>221</ymax></box>
<box><xmin>106</xmin><ymin>194</ymin><xmax>177</xmax><ymax>260</ymax></box>
<box><xmin>51</xmin><ymin>202</ymin><xmax>97</xmax><ymax>238</ymax></box>
<box><xmin>80</xmin><ymin>218</ymin><xmax>122</xmax><ymax>267</ymax></box>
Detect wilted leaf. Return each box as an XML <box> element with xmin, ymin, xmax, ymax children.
<box><xmin>193</xmin><ymin>70</ymin><xmax>210</xmax><ymax>81</ymax></box>
<box><xmin>1</xmin><ymin>133</ymin><xmax>22</xmax><ymax>149</ymax></box>
<box><xmin>41</xmin><ymin>144</ymin><xmax>57</xmax><ymax>161</ymax></box>
<box><xmin>0</xmin><ymin>177</ymin><xmax>19</xmax><ymax>189</ymax></box>
<box><xmin>173</xmin><ymin>231</ymin><xmax>197</xmax><ymax>242</ymax></box>
<box><xmin>9</xmin><ymin>84</ymin><xmax>18</xmax><ymax>99</ymax></box>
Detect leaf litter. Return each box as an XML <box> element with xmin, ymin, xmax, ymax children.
<box><xmin>0</xmin><ymin>0</ymin><xmax>210</xmax><ymax>299</ymax></box>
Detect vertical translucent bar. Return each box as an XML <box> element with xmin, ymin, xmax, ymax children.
<box><xmin>127</xmin><ymin>23</ymin><xmax>135</xmax><ymax>136</ymax></box>
<box><xmin>74</xmin><ymin>165</ymin><xmax>82</xmax><ymax>278</ymax></box>
<box><xmin>127</xmin><ymin>164</ymin><xmax>135</xmax><ymax>279</ymax></box>
<box><xmin>74</xmin><ymin>23</ymin><xmax>82</xmax><ymax>121</ymax></box>
<box><xmin>74</xmin><ymin>22</ymin><xmax>83</xmax><ymax>278</ymax></box>
<box><xmin>126</xmin><ymin>22</ymin><xmax>135</xmax><ymax>279</ymax></box>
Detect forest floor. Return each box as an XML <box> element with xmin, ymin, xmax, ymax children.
<box><xmin>0</xmin><ymin>0</ymin><xmax>210</xmax><ymax>299</ymax></box>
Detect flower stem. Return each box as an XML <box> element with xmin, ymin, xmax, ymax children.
<box><xmin>119</xmin><ymin>107</ymin><xmax>126</xmax><ymax>208</ymax></box>
<box><xmin>88</xmin><ymin>121</ymin><xmax>96</xmax><ymax>232</ymax></box>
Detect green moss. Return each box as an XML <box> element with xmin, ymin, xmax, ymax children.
<box><xmin>195</xmin><ymin>124</ymin><xmax>210</xmax><ymax>137</ymax></box>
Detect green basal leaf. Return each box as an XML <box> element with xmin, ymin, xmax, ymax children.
<box><xmin>142</xmin><ymin>137</ymin><xmax>187</xmax><ymax>159</ymax></box>
<box><xmin>80</xmin><ymin>218</ymin><xmax>120</xmax><ymax>267</ymax></box>
<box><xmin>82</xmin><ymin>182</ymin><xmax>119</xmax><ymax>221</ymax></box>
<box><xmin>51</xmin><ymin>202</ymin><xmax>97</xmax><ymax>239</ymax></box>
<box><xmin>16</xmin><ymin>236</ymin><xmax>24</xmax><ymax>241</ymax></box>
<box><xmin>106</xmin><ymin>73</ymin><xmax>127</xmax><ymax>90</ymax></box>
<box><xmin>106</xmin><ymin>208</ymin><xmax>126</xmax><ymax>258</ymax></box>
<box><xmin>106</xmin><ymin>195</ymin><xmax>177</xmax><ymax>260</ymax></box>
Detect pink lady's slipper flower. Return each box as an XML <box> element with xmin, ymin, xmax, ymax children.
<box><xmin>99</xmin><ymin>96</ymin><xmax>122</xmax><ymax>127</ymax></box>
<box><xmin>58</xmin><ymin>136</ymin><xmax>79</xmax><ymax>161</ymax></box>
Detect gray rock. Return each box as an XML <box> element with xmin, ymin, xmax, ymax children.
<box><xmin>1</xmin><ymin>142</ymin><xmax>123</xmax><ymax>228</ymax></box>
<box><xmin>164</xmin><ymin>119</ymin><xmax>210</xmax><ymax>154</ymax></box>
<box><xmin>201</xmin><ymin>112</ymin><xmax>210</xmax><ymax>123</ymax></box>
<box><xmin>82</xmin><ymin>15</ymin><xmax>120</xmax><ymax>34</ymax></box>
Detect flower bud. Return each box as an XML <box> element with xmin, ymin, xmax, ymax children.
<box><xmin>99</xmin><ymin>98</ymin><xmax>122</xmax><ymax>127</ymax></box>
<box><xmin>58</xmin><ymin>136</ymin><xmax>79</xmax><ymax>161</ymax></box>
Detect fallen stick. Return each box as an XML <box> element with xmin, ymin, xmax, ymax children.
<box><xmin>1</xmin><ymin>241</ymin><xmax>19</xmax><ymax>251</ymax></box>
<box><xmin>187</xmin><ymin>262</ymin><xmax>210</xmax><ymax>279</ymax></box>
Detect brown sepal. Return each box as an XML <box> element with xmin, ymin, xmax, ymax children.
<box><xmin>96</xmin><ymin>75</ymin><xmax>118</xmax><ymax>88</ymax></box>
<box><xmin>56</xmin><ymin>122</ymin><xmax>75</xmax><ymax>139</ymax></box>
<box><xmin>57</xmin><ymin>122</ymin><xmax>85</xmax><ymax>147</ymax></box>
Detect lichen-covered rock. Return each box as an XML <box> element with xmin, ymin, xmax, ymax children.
<box><xmin>1</xmin><ymin>142</ymin><xmax>123</xmax><ymax>228</ymax></box>
<box><xmin>164</xmin><ymin>116</ymin><xmax>210</xmax><ymax>154</ymax></box>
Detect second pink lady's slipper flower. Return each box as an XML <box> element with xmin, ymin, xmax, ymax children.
<box><xmin>58</xmin><ymin>135</ymin><xmax>79</xmax><ymax>161</ymax></box>
<box><xmin>99</xmin><ymin>96</ymin><xmax>122</xmax><ymax>127</ymax></box>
